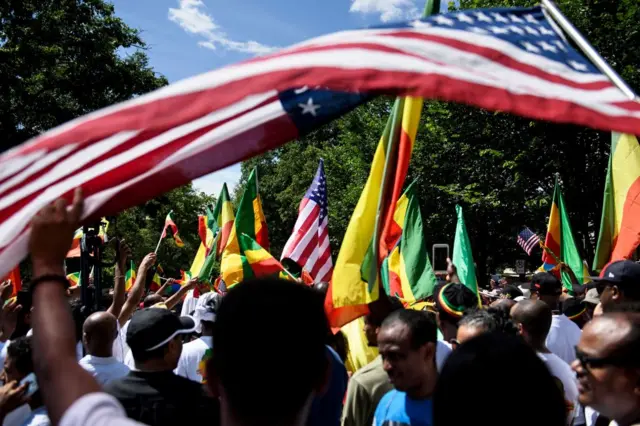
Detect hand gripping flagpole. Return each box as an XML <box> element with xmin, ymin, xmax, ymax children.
<box><xmin>541</xmin><ymin>0</ymin><xmax>638</xmax><ymax>101</ymax></box>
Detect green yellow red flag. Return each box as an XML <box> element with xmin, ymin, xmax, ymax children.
<box><xmin>541</xmin><ymin>180</ymin><xmax>588</xmax><ymax>291</ymax></box>
<box><xmin>162</xmin><ymin>210</ymin><xmax>184</xmax><ymax>247</ymax></box>
<box><xmin>124</xmin><ymin>260</ymin><xmax>136</xmax><ymax>292</ymax></box>
<box><xmin>594</xmin><ymin>133</ymin><xmax>640</xmax><ymax>270</ymax></box>
<box><xmin>380</xmin><ymin>182</ymin><xmax>437</xmax><ymax>304</ymax></box>
<box><xmin>221</xmin><ymin>169</ymin><xmax>269</xmax><ymax>286</ymax></box>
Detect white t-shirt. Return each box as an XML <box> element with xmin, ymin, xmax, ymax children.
<box><xmin>59</xmin><ymin>393</ymin><xmax>143</xmax><ymax>426</ymax></box>
<box><xmin>79</xmin><ymin>355</ymin><xmax>130</xmax><ymax>386</ymax></box>
<box><xmin>114</xmin><ymin>320</ymin><xmax>131</xmax><ymax>366</ymax></box>
<box><xmin>180</xmin><ymin>290</ymin><xmax>198</xmax><ymax>317</ymax></box>
<box><xmin>19</xmin><ymin>406</ymin><xmax>49</xmax><ymax>426</ymax></box>
<box><xmin>175</xmin><ymin>336</ymin><xmax>213</xmax><ymax>383</ymax></box>
<box><xmin>546</xmin><ymin>314</ymin><xmax>582</xmax><ymax>365</ymax></box>
<box><xmin>538</xmin><ymin>352</ymin><xmax>579</xmax><ymax>426</ymax></box>
<box><xmin>436</xmin><ymin>340</ymin><xmax>451</xmax><ymax>372</ymax></box>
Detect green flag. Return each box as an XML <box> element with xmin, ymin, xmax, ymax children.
<box><xmin>452</xmin><ymin>205</ymin><xmax>479</xmax><ymax>299</ymax></box>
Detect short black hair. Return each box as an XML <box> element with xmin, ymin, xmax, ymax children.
<box><xmin>212</xmin><ymin>279</ymin><xmax>329</xmax><ymax>424</ymax></box>
<box><xmin>365</xmin><ymin>296</ymin><xmax>404</xmax><ymax>327</ymax></box>
<box><xmin>381</xmin><ymin>309</ymin><xmax>437</xmax><ymax>349</ymax></box>
<box><xmin>459</xmin><ymin>308</ymin><xmax>517</xmax><ymax>336</ymax></box>
<box><xmin>7</xmin><ymin>336</ymin><xmax>34</xmax><ymax>376</ymax></box>
<box><xmin>434</xmin><ymin>333</ymin><xmax>565</xmax><ymax>426</ymax></box>
<box><xmin>143</xmin><ymin>294</ymin><xmax>164</xmax><ymax>308</ymax></box>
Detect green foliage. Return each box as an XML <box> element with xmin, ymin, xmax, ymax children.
<box><xmin>238</xmin><ymin>0</ymin><xmax>640</xmax><ymax>283</ymax></box>
<box><xmin>0</xmin><ymin>0</ymin><xmax>168</xmax><ymax>151</ymax></box>
<box><xmin>114</xmin><ymin>185</ymin><xmax>215</xmax><ymax>279</ymax></box>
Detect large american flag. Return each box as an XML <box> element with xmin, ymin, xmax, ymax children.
<box><xmin>281</xmin><ymin>160</ymin><xmax>333</xmax><ymax>282</ymax></box>
<box><xmin>1</xmin><ymin>6</ymin><xmax>639</xmax><ymax>278</ymax></box>
<box><xmin>517</xmin><ymin>227</ymin><xmax>541</xmax><ymax>255</ymax></box>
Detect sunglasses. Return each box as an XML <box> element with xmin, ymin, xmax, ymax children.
<box><xmin>575</xmin><ymin>347</ymin><xmax>632</xmax><ymax>369</ymax></box>
<box><xmin>595</xmin><ymin>282</ymin><xmax>608</xmax><ymax>295</ymax></box>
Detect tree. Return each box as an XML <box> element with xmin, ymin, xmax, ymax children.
<box><xmin>237</xmin><ymin>0</ymin><xmax>639</xmax><ymax>284</ymax></box>
<box><xmin>112</xmin><ymin>185</ymin><xmax>215</xmax><ymax>279</ymax></box>
<box><xmin>0</xmin><ymin>0</ymin><xmax>168</xmax><ymax>152</ymax></box>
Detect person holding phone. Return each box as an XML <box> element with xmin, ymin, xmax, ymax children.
<box><xmin>1</xmin><ymin>336</ymin><xmax>50</xmax><ymax>426</ymax></box>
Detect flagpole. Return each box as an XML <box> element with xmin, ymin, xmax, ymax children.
<box><xmin>154</xmin><ymin>228</ymin><xmax>165</xmax><ymax>254</ymax></box>
<box><xmin>541</xmin><ymin>0</ymin><xmax>637</xmax><ymax>101</ymax></box>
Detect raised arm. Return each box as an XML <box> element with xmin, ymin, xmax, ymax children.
<box><xmin>117</xmin><ymin>252</ymin><xmax>156</xmax><ymax>327</ymax></box>
<box><xmin>107</xmin><ymin>240</ymin><xmax>131</xmax><ymax>318</ymax></box>
<box><xmin>29</xmin><ymin>189</ymin><xmax>103</xmax><ymax>425</ymax></box>
<box><xmin>164</xmin><ymin>278</ymin><xmax>198</xmax><ymax>310</ymax></box>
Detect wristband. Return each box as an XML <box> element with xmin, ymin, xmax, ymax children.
<box><xmin>29</xmin><ymin>274</ymin><xmax>70</xmax><ymax>294</ymax></box>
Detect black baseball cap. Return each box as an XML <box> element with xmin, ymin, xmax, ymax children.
<box><xmin>593</xmin><ymin>260</ymin><xmax>640</xmax><ymax>287</ymax></box>
<box><xmin>501</xmin><ymin>284</ymin><xmax>524</xmax><ymax>300</ymax></box>
<box><xmin>522</xmin><ymin>272</ymin><xmax>562</xmax><ymax>296</ymax></box>
<box><xmin>126</xmin><ymin>308</ymin><xmax>196</xmax><ymax>352</ymax></box>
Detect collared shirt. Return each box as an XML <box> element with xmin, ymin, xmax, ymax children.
<box><xmin>105</xmin><ymin>370</ymin><xmax>219</xmax><ymax>426</ymax></box>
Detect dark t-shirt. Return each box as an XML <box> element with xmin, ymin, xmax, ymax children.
<box><xmin>105</xmin><ymin>370</ymin><xmax>219</xmax><ymax>426</ymax></box>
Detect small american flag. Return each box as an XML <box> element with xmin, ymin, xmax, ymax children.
<box><xmin>517</xmin><ymin>227</ymin><xmax>541</xmax><ymax>255</ymax></box>
<box><xmin>1</xmin><ymin>6</ymin><xmax>639</xmax><ymax>278</ymax></box>
<box><xmin>281</xmin><ymin>160</ymin><xmax>333</xmax><ymax>282</ymax></box>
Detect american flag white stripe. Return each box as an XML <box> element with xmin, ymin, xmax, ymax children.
<box><xmin>1</xmin><ymin>6</ymin><xmax>640</xmax><ymax>277</ymax></box>
<box><xmin>281</xmin><ymin>160</ymin><xmax>333</xmax><ymax>282</ymax></box>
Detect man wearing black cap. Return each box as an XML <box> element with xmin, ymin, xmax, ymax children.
<box><xmin>104</xmin><ymin>308</ymin><xmax>219</xmax><ymax>426</ymax></box>
<box><xmin>592</xmin><ymin>260</ymin><xmax>640</xmax><ymax>312</ymax></box>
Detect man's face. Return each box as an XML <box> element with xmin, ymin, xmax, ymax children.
<box><xmin>2</xmin><ymin>356</ymin><xmax>24</xmax><ymax>383</ymax></box>
<box><xmin>377</xmin><ymin>322</ymin><xmax>433</xmax><ymax>393</ymax></box>
<box><xmin>572</xmin><ymin>319</ymin><xmax>639</xmax><ymax>418</ymax></box>
<box><xmin>363</xmin><ymin>317</ymin><xmax>378</xmax><ymax>347</ymax></box>
<box><xmin>597</xmin><ymin>282</ymin><xmax>615</xmax><ymax>310</ymax></box>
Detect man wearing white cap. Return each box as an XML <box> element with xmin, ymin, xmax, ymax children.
<box><xmin>175</xmin><ymin>292</ymin><xmax>221</xmax><ymax>383</ymax></box>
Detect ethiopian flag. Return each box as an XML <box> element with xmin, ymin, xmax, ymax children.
<box><xmin>542</xmin><ymin>180</ymin><xmax>588</xmax><ymax>291</ymax></box>
<box><xmin>594</xmin><ymin>133</ymin><xmax>640</xmax><ymax>270</ymax></box>
<box><xmin>125</xmin><ymin>261</ymin><xmax>136</xmax><ymax>293</ymax></box>
<box><xmin>381</xmin><ymin>182</ymin><xmax>437</xmax><ymax>303</ymax></box>
<box><xmin>326</xmin><ymin>96</ymin><xmax>419</xmax><ymax>328</ymax></box>
<box><xmin>220</xmin><ymin>169</ymin><xmax>269</xmax><ymax>287</ymax></box>
<box><xmin>221</xmin><ymin>233</ymin><xmax>290</xmax><ymax>285</ymax></box>
<box><xmin>67</xmin><ymin>272</ymin><xmax>80</xmax><ymax>287</ymax></box>
<box><xmin>452</xmin><ymin>205</ymin><xmax>479</xmax><ymax>301</ymax></box>
<box><xmin>161</xmin><ymin>210</ymin><xmax>184</xmax><ymax>247</ymax></box>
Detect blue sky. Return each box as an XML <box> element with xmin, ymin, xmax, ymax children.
<box><xmin>110</xmin><ymin>0</ymin><xmax>426</xmax><ymax>196</ymax></box>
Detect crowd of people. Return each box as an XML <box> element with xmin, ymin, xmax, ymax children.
<box><xmin>0</xmin><ymin>189</ymin><xmax>639</xmax><ymax>426</ymax></box>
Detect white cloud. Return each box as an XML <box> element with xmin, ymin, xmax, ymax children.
<box><xmin>349</xmin><ymin>0</ymin><xmax>419</xmax><ymax>22</ymax></box>
<box><xmin>192</xmin><ymin>163</ymin><xmax>242</xmax><ymax>197</ymax></box>
<box><xmin>168</xmin><ymin>0</ymin><xmax>278</xmax><ymax>55</ymax></box>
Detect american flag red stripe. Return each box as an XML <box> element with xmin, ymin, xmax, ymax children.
<box><xmin>281</xmin><ymin>160</ymin><xmax>333</xmax><ymax>282</ymax></box>
<box><xmin>1</xmin><ymin>6</ymin><xmax>640</xmax><ymax>277</ymax></box>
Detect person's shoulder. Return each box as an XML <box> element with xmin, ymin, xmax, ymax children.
<box><xmin>170</xmin><ymin>372</ymin><xmax>210</xmax><ymax>394</ymax></box>
<box><xmin>103</xmin><ymin>373</ymin><xmax>134</xmax><ymax>396</ymax></box>
<box><xmin>353</xmin><ymin>357</ymin><xmax>382</xmax><ymax>378</ymax></box>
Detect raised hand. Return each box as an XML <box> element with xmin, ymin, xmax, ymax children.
<box><xmin>30</xmin><ymin>188</ymin><xmax>83</xmax><ymax>276</ymax></box>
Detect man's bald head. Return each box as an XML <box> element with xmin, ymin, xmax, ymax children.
<box><xmin>582</xmin><ymin>314</ymin><xmax>640</xmax><ymax>361</ymax></box>
<box><xmin>83</xmin><ymin>311</ymin><xmax>118</xmax><ymax>356</ymax></box>
<box><xmin>575</xmin><ymin>314</ymin><xmax>640</xmax><ymax>421</ymax></box>
<box><xmin>490</xmin><ymin>298</ymin><xmax>516</xmax><ymax>316</ymax></box>
<box><xmin>511</xmin><ymin>300</ymin><xmax>552</xmax><ymax>346</ymax></box>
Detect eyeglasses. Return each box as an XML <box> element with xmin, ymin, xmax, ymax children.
<box><xmin>575</xmin><ymin>347</ymin><xmax>632</xmax><ymax>369</ymax></box>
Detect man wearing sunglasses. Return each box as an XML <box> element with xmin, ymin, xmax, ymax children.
<box><xmin>572</xmin><ymin>313</ymin><xmax>640</xmax><ymax>426</ymax></box>
<box><xmin>592</xmin><ymin>261</ymin><xmax>640</xmax><ymax>313</ymax></box>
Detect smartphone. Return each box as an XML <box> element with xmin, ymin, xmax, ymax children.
<box><xmin>432</xmin><ymin>244</ymin><xmax>450</xmax><ymax>274</ymax></box>
<box><xmin>19</xmin><ymin>372</ymin><xmax>38</xmax><ymax>397</ymax></box>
